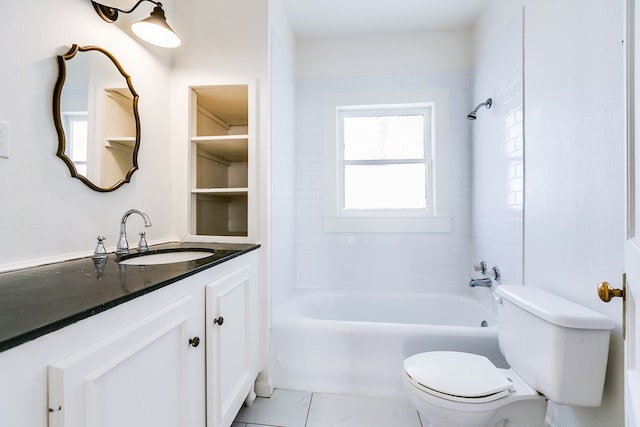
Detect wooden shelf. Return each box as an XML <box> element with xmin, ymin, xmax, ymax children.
<box><xmin>106</xmin><ymin>136</ymin><xmax>136</xmax><ymax>143</ymax></box>
<box><xmin>192</xmin><ymin>135</ymin><xmax>248</xmax><ymax>162</ymax></box>
<box><xmin>105</xmin><ymin>137</ymin><xmax>136</xmax><ymax>152</ymax></box>
<box><xmin>192</xmin><ymin>188</ymin><xmax>248</xmax><ymax>197</ymax></box>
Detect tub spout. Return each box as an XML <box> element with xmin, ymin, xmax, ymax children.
<box><xmin>469</xmin><ymin>277</ymin><xmax>492</xmax><ymax>288</ymax></box>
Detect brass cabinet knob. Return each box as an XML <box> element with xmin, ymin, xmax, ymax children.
<box><xmin>598</xmin><ymin>281</ymin><xmax>625</xmax><ymax>302</ymax></box>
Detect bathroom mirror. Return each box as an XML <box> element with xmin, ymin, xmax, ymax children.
<box><xmin>53</xmin><ymin>44</ymin><xmax>140</xmax><ymax>192</ymax></box>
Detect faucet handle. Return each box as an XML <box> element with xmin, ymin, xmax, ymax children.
<box><xmin>473</xmin><ymin>261</ymin><xmax>487</xmax><ymax>275</ymax></box>
<box><xmin>491</xmin><ymin>266</ymin><xmax>501</xmax><ymax>281</ymax></box>
<box><xmin>138</xmin><ymin>232</ymin><xmax>148</xmax><ymax>252</ymax></box>
<box><xmin>93</xmin><ymin>236</ymin><xmax>107</xmax><ymax>259</ymax></box>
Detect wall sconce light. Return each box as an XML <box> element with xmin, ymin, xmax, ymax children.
<box><xmin>91</xmin><ymin>0</ymin><xmax>181</xmax><ymax>48</ymax></box>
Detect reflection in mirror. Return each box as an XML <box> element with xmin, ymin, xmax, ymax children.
<box><xmin>53</xmin><ymin>45</ymin><xmax>140</xmax><ymax>192</ymax></box>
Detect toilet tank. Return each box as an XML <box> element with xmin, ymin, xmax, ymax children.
<box><xmin>494</xmin><ymin>285</ymin><xmax>614</xmax><ymax>407</ymax></box>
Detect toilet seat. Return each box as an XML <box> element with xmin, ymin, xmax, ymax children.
<box><xmin>404</xmin><ymin>351</ymin><xmax>514</xmax><ymax>403</ymax></box>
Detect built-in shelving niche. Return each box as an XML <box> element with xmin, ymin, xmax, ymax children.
<box><xmin>189</xmin><ymin>84</ymin><xmax>255</xmax><ymax>241</ymax></box>
<box><xmin>101</xmin><ymin>88</ymin><xmax>136</xmax><ymax>186</ymax></box>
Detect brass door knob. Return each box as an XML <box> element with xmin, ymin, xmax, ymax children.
<box><xmin>598</xmin><ymin>281</ymin><xmax>625</xmax><ymax>302</ymax></box>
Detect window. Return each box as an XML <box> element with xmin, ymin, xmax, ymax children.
<box><xmin>324</xmin><ymin>90</ymin><xmax>451</xmax><ymax>232</ymax></box>
<box><xmin>339</xmin><ymin>105</ymin><xmax>431</xmax><ymax>212</ymax></box>
<box><xmin>62</xmin><ymin>112</ymin><xmax>89</xmax><ymax>176</ymax></box>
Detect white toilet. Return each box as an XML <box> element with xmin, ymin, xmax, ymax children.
<box><xmin>403</xmin><ymin>285</ymin><xmax>614</xmax><ymax>427</ymax></box>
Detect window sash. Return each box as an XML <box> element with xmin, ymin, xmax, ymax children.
<box><xmin>337</xmin><ymin>104</ymin><xmax>433</xmax><ymax>215</ymax></box>
<box><xmin>342</xmin><ymin>114</ymin><xmax>426</xmax><ymax>161</ymax></box>
<box><xmin>342</xmin><ymin>162</ymin><xmax>432</xmax><ymax>214</ymax></box>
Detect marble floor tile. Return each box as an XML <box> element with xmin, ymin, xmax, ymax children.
<box><xmin>305</xmin><ymin>393</ymin><xmax>422</xmax><ymax>427</ymax></box>
<box><xmin>234</xmin><ymin>389</ymin><xmax>312</xmax><ymax>427</ymax></box>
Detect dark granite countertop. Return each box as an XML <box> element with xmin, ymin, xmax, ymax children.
<box><xmin>0</xmin><ymin>241</ymin><xmax>260</xmax><ymax>353</ymax></box>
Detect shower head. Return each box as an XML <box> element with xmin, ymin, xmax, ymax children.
<box><xmin>467</xmin><ymin>98</ymin><xmax>492</xmax><ymax>120</ymax></box>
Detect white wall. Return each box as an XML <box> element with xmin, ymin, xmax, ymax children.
<box><xmin>265</xmin><ymin>0</ymin><xmax>298</xmax><ymax>395</ymax></box>
<box><xmin>0</xmin><ymin>0</ymin><xmax>174</xmax><ymax>271</ymax></box>
<box><xmin>292</xmin><ymin>31</ymin><xmax>474</xmax><ymax>293</ymax></box>
<box><xmin>268</xmin><ymin>0</ymin><xmax>298</xmax><ymax>308</ymax></box>
<box><xmin>471</xmin><ymin>2</ymin><xmax>524</xmax><ymax>286</ymax></box>
<box><xmin>524</xmin><ymin>1</ymin><xmax>625</xmax><ymax>426</ymax></box>
<box><xmin>297</xmin><ymin>31</ymin><xmax>472</xmax><ymax>79</ymax></box>
<box><xmin>170</xmin><ymin>0</ymin><xmax>270</xmax><ymax>244</ymax></box>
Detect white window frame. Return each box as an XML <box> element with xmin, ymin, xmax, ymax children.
<box><xmin>323</xmin><ymin>89</ymin><xmax>452</xmax><ymax>233</ymax></box>
<box><xmin>62</xmin><ymin>112</ymin><xmax>89</xmax><ymax>175</ymax></box>
<box><xmin>338</xmin><ymin>104</ymin><xmax>433</xmax><ymax>215</ymax></box>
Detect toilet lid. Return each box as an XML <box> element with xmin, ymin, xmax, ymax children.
<box><xmin>404</xmin><ymin>351</ymin><xmax>514</xmax><ymax>402</ymax></box>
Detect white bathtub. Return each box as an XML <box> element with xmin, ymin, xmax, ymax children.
<box><xmin>272</xmin><ymin>291</ymin><xmax>507</xmax><ymax>398</ymax></box>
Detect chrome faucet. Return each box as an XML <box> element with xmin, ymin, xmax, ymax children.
<box><xmin>116</xmin><ymin>209</ymin><xmax>152</xmax><ymax>255</ymax></box>
<box><xmin>469</xmin><ymin>277</ymin><xmax>492</xmax><ymax>288</ymax></box>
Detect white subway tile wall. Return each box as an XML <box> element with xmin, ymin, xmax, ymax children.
<box><xmin>472</xmin><ymin>12</ymin><xmax>524</xmax><ymax>285</ymax></box>
<box><xmin>293</xmin><ymin>70</ymin><xmax>473</xmax><ymax>292</ymax></box>
<box><xmin>272</xmin><ymin>11</ymin><xmax>523</xmax><ymax>296</ymax></box>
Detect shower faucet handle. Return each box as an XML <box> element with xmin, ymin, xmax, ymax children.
<box><xmin>473</xmin><ymin>261</ymin><xmax>488</xmax><ymax>275</ymax></box>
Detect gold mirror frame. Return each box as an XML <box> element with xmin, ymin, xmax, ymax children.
<box><xmin>53</xmin><ymin>44</ymin><xmax>140</xmax><ymax>192</ymax></box>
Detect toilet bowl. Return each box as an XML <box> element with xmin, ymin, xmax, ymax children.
<box><xmin>402</xmin><ymin>285</ymin><xmax>614</xmax><ymax>427</ymax></box>
<box><xmin>403</xmin><ymin>351</ymin><xmax>546</xmax><ymax>427</ymax></box>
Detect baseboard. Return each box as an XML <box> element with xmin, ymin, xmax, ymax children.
<box><xmin>254</xmin><ymin>371</ymin><xmax>274</xmax><ymax>398</ymax></box>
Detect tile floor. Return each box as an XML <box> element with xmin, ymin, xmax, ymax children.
<box><xmin>232</xmin><ymin>389</ymin><xmax>424</xmax><ymax>427</ymax></box>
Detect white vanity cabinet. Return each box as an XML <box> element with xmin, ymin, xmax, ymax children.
<box><xmin>0</xmin><ymin>249</ymin><xmax>260</xmax><ymax>427</ymax></box>
<box><xmin>205</xmin><ymin>265</ymin><xmax>259</xmax><ymax>427</ymax></box>
<box><xmin>48</xmin><ymin>295</ymin><xmax>196</xmax><ymax>427</ymax></box>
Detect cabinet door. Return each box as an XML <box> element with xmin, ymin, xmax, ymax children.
<box><xmin>205</xmin><ymin>266</ymin><xmax>253</xmax><ymax>427</ymax></box>
<box><xmin>48</xmin><ymin>296</ymin><xmax>194</xmax><ymax>427</ymax></box>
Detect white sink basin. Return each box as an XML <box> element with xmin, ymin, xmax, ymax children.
<box><xmin>118</xmin><ymin>250</ymin><xmax>215</xmax><ymax>266</ymax></box>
